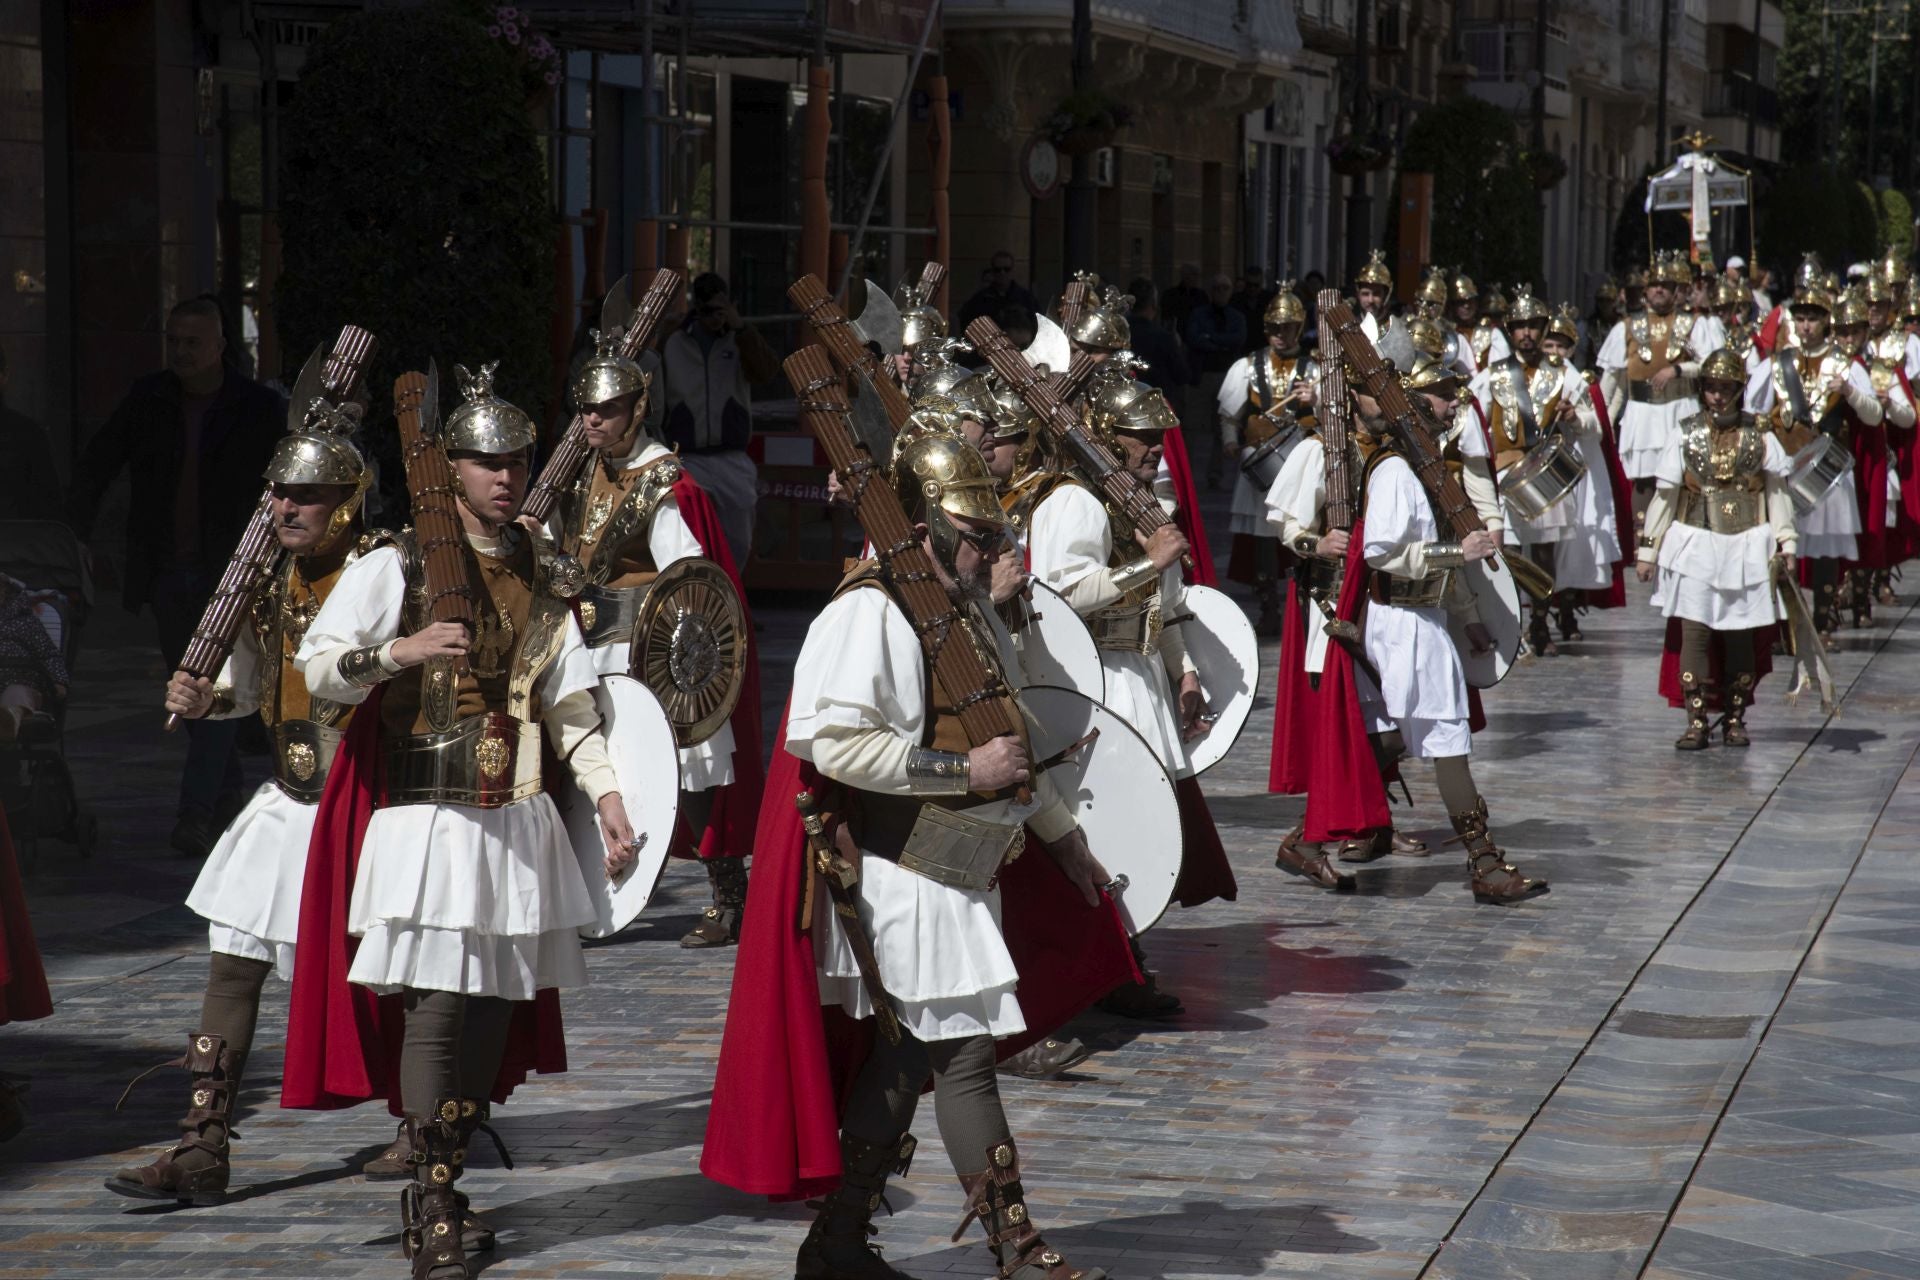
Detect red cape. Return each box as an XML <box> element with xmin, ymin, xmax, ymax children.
<box><xmin>1171</xmin><ymin>775</ymin><xmax>1236</xmax><ymax>908</ymax></box>
<box><xmin>700</xmin><ymin>700</ymin><xmax>1140</xmax><ymax>1200</ymax></box>
<box><xmin>1842</xmin><ymin>375</ymin><xmax>1892</xmax><ymax>571</ymax></box>
<box><xmin>666</xmin><ymin>471</ymin><xmax>766</xmax><ymax>863</ymax></box>
<box><xmin>281</xmin><ymin>687</ymin><xmax>567</xmax><ymax>1115</ymax></box>
<box><xmin>1160</xmin><ymin>427</ymin><xmax>1218</xmax><ymax>587</ymax></box>
<box><xmin>1586</xmin><ymin>380</ymin><xmax>1638</xmax><ymax>609</ymax></box>
<box><xmin>1301</xmin><ymin>521</ymin><xmax>1391</xmax><ymax>843</ymax></box>
<box><xmin>0</xmin><ymin>804</ymin><xmax>52</xmax><ymax>1027</ymax></box>
<box><xmin>1657</xmin><ymin>621</ymin><xmax>1776</xmax><ymax>709</ymax></box>
<box><xmin>1268</xmin><ymin>577</ymin><xmax>1314</xmax><ymax>794</ymax></box>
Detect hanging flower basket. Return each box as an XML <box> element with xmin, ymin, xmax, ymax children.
<box><xmin>1521</xmin><ymin>149</ymin><xmax>1569</xmax><ymax>191</ymax></box>
<box><xmin>1043</xmin><ymin>91</ymin><xmax>1134</xmax><ymax>157</ymax></box>
<box><xmin>1327</xmin><ymin>133</ymin><xmax>1392</xmax><ymax>177</ymax></box>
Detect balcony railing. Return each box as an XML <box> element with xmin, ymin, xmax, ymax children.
<box><xmin>1707</xmin><ymin>69</ymin><xmax>1779</xmax><ymax>125</ymax></box>
<box><xmin>1459</xmin><ymin>20</ymin><xmax>1571</xmax><ymax>92</ymax></box>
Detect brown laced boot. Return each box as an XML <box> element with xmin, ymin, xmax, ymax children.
<box><xmin>1275</xmin><ymin>823</ymin><xmax>1355</xmax><ymax>890</ymax></box>
<box><xmin>401</xmin><ymin>1100</ymin><xmax>482</xmax><ymax>1280</ymax></box>
<box><xmin>794</xmin><ymin>1132</ymin><xmax>922</xmax><ymax>1280</ymax></box>
<box><xmin>1555</xmin><ymin>593</ymin><xmax>1584</xmax><ymax>642</ymax></box>
<box><xmin>681</xmin><ymin>856</ymin><xmax>748</xmax><ymax>949</ymax></box>
<box><xmin>1723</xmin><ymin>673</ymin><xmax>1754</xmax><ymax>748</ymax></box>
<box><xmin>1875</xmin><ymin>569</ymin><xmax>1896</xmax><ymax>605</ymax></box>
<box><xmin>953</xmin><ymin>1139</ymin><xmax>1107</xmax><ymax>1280</ymax></box>
<box><xmin>365</xmin><ymin>1118</ymin><xmax>410</xmax><ymax>1178</ymax></box>
<box><xmin>1336</xmin><ymin>826</ymin><xmax>1429</xmax><ymax>863</ymax></box>
<box><xmin>1814</xmin><ymin>578</ymin><xmax>1839</xmax><ymax>649</ymax></box>
<box><xmin>1526</xmin><ymin>609</ymin><xmax>1557</xmax><ymax>657</ymax></box>
<box><xmin>106</xmin><ymin>1033</ymin><xmax>243</xmax><ymax>1206</ymax></box>
<box><xmin>1675</xmin><ymin>682</ymin><xmax>1712</xmax><ymax>751</ymax></box>
<box><xmin>1451</xmin><ymin>799</ymin><xmax>1549</xmax><ymax>906</ymax></box>
<box><xmin>1851</xmin><ymin>570</ymin><xmax>1874</xmax><ymax>628</ymax></box>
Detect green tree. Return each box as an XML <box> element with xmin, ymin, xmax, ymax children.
<box><xmin>277</xmin><ymin>0</ymin><xmax>553</xmax><ymax>515</ymax></box>
<box><xmin>1757</xmin><ymin>164</ymin><xmax>1880</xmax><ymax>269</ymax></box>
<box><xmin>1608</xmin><ymin>168</ymin><xmax>1694</xmax><ymax>276</ymax></box>
<box><xmin>1876</xmin><ymin>187</ymin><xmax>1914</xmax><ymax>257</ymax></box>
<box><xmin>1389</xmin><ymin>97</ymin><xmax>1541</xmax><ymax>287</ymax></box>
<box><xmin>1778</xmin><ymin>0</ymin><xmax>1916</xmax><ymax>182</ymax></box>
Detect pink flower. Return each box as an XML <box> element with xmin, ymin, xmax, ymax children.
<box><xmin>487</xmin><ymin>23</ymin><xmax>501</xmax><ymax>36</ymax></box>
<box><xmin>545</xmin><ymin>69</ymin><xmax>559</xmax><ymax>85</ymax></box>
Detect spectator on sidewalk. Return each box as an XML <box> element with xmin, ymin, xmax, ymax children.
<box><xmin>657</xmin><ymin>272</ymin><xmax>780</xmax><ymax>568</ymax></box>
<box><xmin>1125</xmin><ymin>278</ymin><xmax>1191</xmax><ymax>394</ymax></box>
<box><xmin>1230</xmin><ymin>267</ymin><xmax>1274</xmax><ymax>342</ymax></box>
<box><xmin>66</xmin><ymin>296</ymin><xmax>283</xmax><ymax>857</ymax></box>
<box><xmin>957</xmin><ymin>250</ymin><xmax>1041</xmax><ymax>333</ymax></box>
<box><xmin>1184</xmin><ymin>273</ymin><xmax>1247</xmax><ymax>487</ymax></box>
<box><xmin>0</xmin><ymin>346</ymin><xmax>62</xmax><ymax>522</ymax></box>
<box><xmin>1161</xmin><ymin>264</ymin><xmax>1207</xmax><ymax>341</ymax></box>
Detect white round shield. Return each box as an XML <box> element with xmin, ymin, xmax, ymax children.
<box><xmin>1009</xmin><ymin>581</ymin><xmax>1104</xmax><ymax>700</ymax></box>
<box><xmin>1175</xmin><ymin>584</ymin><xmax>1260</xmax><ymax>776</ymax></box>
<box><xmin>1453</xmin><ymin>556</ymin><xmax>1523</xmax><ymax>689</ymax></box>
<box><xmin>1018</xmin><ymin>684</ymin><xmax>1182</xmax><ymax>935</ymax></box>
<box><xmin>554</xmin><ymin>674</ymin><xmax>683</xmax><ymax>938</ymax></box>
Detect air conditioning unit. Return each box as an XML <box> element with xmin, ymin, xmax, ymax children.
<box><xmin>1093</xmin><ymin>147</ymin><xmax>1117</xmax><ymax>188</ymax></box>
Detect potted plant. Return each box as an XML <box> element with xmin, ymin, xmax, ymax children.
<box><xmin>1043</xmin><ymin>90</ymin><xmax>1135</xmax><ymax>157</ymax></box>
<box><xmin>1520</xmin><ymin>148</ymin><xmax>1569</xmax><ymax>191</ymax></box>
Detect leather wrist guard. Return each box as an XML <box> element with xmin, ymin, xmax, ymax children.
<box><xmin>905</xmin><ymin>746</ymin><xmax>972</xmax><ymax>795</ymax></box>
<box><xmin>1109</xmin><ymin>555</ymin><xmax>1159</xmax><ymax>595</ymax></box>
<box><xmin>1423</xmin><ymin>541</ymin><xmax>1467</xmax><ymax>570</ymax></box>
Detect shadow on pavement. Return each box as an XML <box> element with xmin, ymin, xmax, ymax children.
<box><xmin>486</xmin><ymin>1089</ymin><xmax>713</xmax><ymax>1170</ymax></box>
<box><xmin>469</xmin><ymin>1169</ymin><xmax>779</xmax><ymax>1258</ymax></box>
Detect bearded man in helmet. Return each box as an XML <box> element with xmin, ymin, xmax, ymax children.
<box><xmin>109</xmin><ymin>369</ymin><xmax>389</xmax><ymax>1209</ymax></box>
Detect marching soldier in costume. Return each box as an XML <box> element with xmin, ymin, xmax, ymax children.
<box><xmin>1622</xmin><ymin>267</ymin><xmax>1649</xmax><ymax>320</ymax></box>
<box><xmin>1637</xmin><ymin>350</ymin><xmax>1797</xmax><ymax>748</ymax></box>
<box><xmin>1717</xmin><ymin>277</ymin><xmax>1759</xmax><ymax>367</ymax></box>
<box><xmin>1478</xmin><ymin>285</ymin><xmax>1586</xmax><ymax>657</ymax></box>
<box><xmin>1065</xmin><ymin>278</ymin><xmax>1132</xmax><ymax>366</ymax></box>
<box><xmin>294</xmin><ymin>365</ymin><xmax>640</xmax><ymax>1280</ymax></box>
<box><xmin>1542</xmin><ymin>304</ymin><xmax>1632</xmax><ymax>642</ymax></box>
<box><xmin>556</xmin><ymin>329</ymin><xmax>764</xmax><ymax>948</ymax></box>
<box><xmin>110</xmin><ymin>394</ymin><xmax>382</xmax><ymax>1206</ymax></box>
<box><xmin>1353</xmin><ymin>249</ymin><xmax>1395</xmax><ymax>341</ymax></box>
<box><xmin>1218</xmin><ymin>285</ymin><xmax>1318</xmax><ymax>635</ymax></box>
<box><xmin>1449</xmin><ymin>271</ymin><xmax>1509</xmax><ymax>374</ymax></box>
<box><xmin>1473</xmin><ymin>284</ymin><xmax>1512</xmax><ymax>370</ymax></box>
<box><xmin>1358</xmin><ymin>356</ymin><xmax>1549</xmax><ymax>904</ymax></box>
<box><xmin>1596</xmin><ymin>250</ymin><xmax>1726</xmax><ymax>511</ymax></box>
<box><xmin>1415</xmin><ymin>265</ymin><xmax>1450</xmax><ymax>324</ymax></box>
<box><xmin>779</xmin><ymin>431</ymin><xmax>1117</xmax><ymax>1280</ymax></box>
<box><xmin>1575</xmin><ymin>277</ymin><xmax>1622</xmax><ymax>370</ymax></box>
<box><xmin>1750</xmin><ymin>281</ymin><xmax>1883</xmax><ymax>643</ymax></box>
<box><xmin>1866</xmin><ymin>274</ymin><xmax>1920</xmax><ymax>584</ymax></box>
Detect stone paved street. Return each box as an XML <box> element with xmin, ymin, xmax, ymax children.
<box><xmin>3</xmin><ymin>515</ymin><xmax>1919</xmax><ymax>1279</ymax></box>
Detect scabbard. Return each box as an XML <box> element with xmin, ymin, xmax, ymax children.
<box><xmin>797</xmin><ymin>793</ymin><xmax>904</xmax><ymax>1046</ymax></box>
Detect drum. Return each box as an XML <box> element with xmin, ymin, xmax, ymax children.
<box><xmin>1172</xmin><ymin>583</ymin><xmax>1261</xmax><ymax>776</ymax></box>
<box><xmin>1501</xmin><ymin>433</ymin><xmax>1586</xmax><ymax>520</ymax></box>
<box><xmin>1787</xmin><ymin>434</ymin><xmax>1855</xmax><ymax>516</ymax></box>
<box><xmin>1018</xmin><ymin>685</ymin><xmax>1183</xmax><ymax>935</ymax></box>
<box><xmin>1007</xmin><ymin>582</ymin><xmax>1105</xmax><ymax>700</ymax></box>
<box><xmin>1240</xmin><ymin>418</ymin><xmax>1306</xmax><ymax>492</ymax></box>
<box><xmin>1451</xmin><ymin>556</ymin><xmax>1523</xmax><ymax>689</ymax></box>
<box><xmin>555</xmin><ymin>675</ymin><xmax>683</xmax><ymax>938</ymax></box>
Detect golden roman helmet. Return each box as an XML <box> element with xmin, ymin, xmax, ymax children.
<box><xmin>1905</xmin><ymin>274</ymin><xmax>1920</xmax><ymax>316</ymax></box>
<box><xmin>1795</xmin><ymin>252</ymin><xmax>1826</xmax><ymax>290</ymax></box>
<box><xmin>895</xmin><ymin>278</ymin><xmax>949</xmax><ymax>350</ymax></box>
<box><xmin>1451</xmin><ymin>270</ymin><xmax>1480</xmax><ymax>303</ymax></box>
<box><xmin>1084</xmin><ymin>363</ymin><xmax>1178</xmax><ymax>448</ymax></box>
<box><xmin>1407</xmin><ymin>315</ymin><xmax>1448</xmax><ymax>357</ymax></box>
<box><xmin>1651</xmin><ymin>249</ymin><xmax>1693</xmax><ymax>286</ymax></box>
<box><xmin>1699</xmin><ymin>347</ymin><xmax>1746</xmax><ymax>385</ymax></box>
<box><xmin>909</xmin><ymin>341</ymin><xmax>979</xmax><ymax>403</ymax></box>
<box><xmin>1355</xmin><ymin>248</ymin><xmax>1393</xmax><ymax>288</ymax></box>
<box><xmin>445</xmin><ymin>362</ymin><xmax>537</xmax><ymax>455</ymax></box>
<box><xmin>1547</xmin><ymin>302</ymin><xmax>1581</xmax><ymax>344</ymax></box>
<box><xmin>893</xmin><ymin>427</ymin><xmax>1010</xmax><ymax>574</ymax></box>
<box><xmin>264</xmin><ymin>401</ymin><xmax>371</xmax><ymax>544</ymax></box>
<box><xmin>1595</xmin><ymin>275</ymin><xmax>1621</xmax><ymax>302</ymax></box>
<box><xmin>1713</xmin><ymin>276</ymin><xmax>1749</xmax><ymax>309</ymax></box>
<box><xmin>570</xmin><ymin>326</ymin><xmax>651</xmax><ymax>410</ymax></box>
<box><xmin>1068</xmin><ymin>283</ymin><xmax>1134</xmax><ymax>351</ymax></box>
<box><xmin>1507</xmin><ymin>283</ymin><xmax>1549</xmax><ymax>324</ymax></box>
<box><xmin>980</xmin><ymin>372</ymin><xmax>1041</xmax><ymax>449</ymax></box>
<box><xmin>1878</xmin><ymin>250</ymin><xmax>1908</xmax><ymax>288</ymax></box>
<box><xmin>1835</xmin><ymin>286</ymin><xmax>1871</xmax><ymax>329</ymax></box>
<box><xmin>894</xmin><ymin>391</ymin><xmax>972</xmax><ymax>453</ymax></box>
<box><xmin>1789</xmin><ymin>280</ymin><xmax>1834</xmax><ymax>315</ymax></box>
<box><xmin>1264</xmin><ymin>282</ymin><xmax>1306</xmax><ymax>331</ymax></box>
<box><xmin>1401</xmin><ymin>351</ymin><xmax>1462</xmax><ymax>396</ymax></box>
<box><xmin>1623</xmin><ymin>267</ymin><xmax>1649</xmax><ymax>290</ymax></box>
<box><xmin>1865</xmin><ymin>272</ymin><xmax>1896</xmax><ymax>304</ymax></box>
<box><xmin>1416</xmin><ymin>266</ymin><xmax>1450</xmax><ymax>307</ymax></box>
<box><xmin>1481</xmin><ymin>282</ymin><xmax>1510</xmax><ymax>316</ymax></box>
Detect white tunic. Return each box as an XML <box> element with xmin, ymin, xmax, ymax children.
<box><xmin>1642</xmin><ymin>429</ymin><xmax>1796</xmax><ymax>631</ymax></box>
<box><xmin>1553</xmin><ymin>386</ymin><xmax>1625</xmax><ymax>592</ymax></box>
<box><xmin>184</xmin><ymin>624</ymin><xmax>310</xmax><ymax>981</ymax></box>
<box><xmin>1597</xmin><ymin>315</ymin><xmax>1726</xmax><ymax>479</ymax></box>
<box><xmin>1029</xmin><ymin>483</ymin><xmax>1196</xmax><ymax>778</ymax></box>
<box><xmin>1745</xmin><ymin>359</ymin><xmax>1880</xmax><ymax>559</ymax></box>
<box><xmin>1359</xmin><ymin>455</ymin><xmax>1472</xmax><ymax>760</ymax></box>
<box><xmin>1218</xmin><ymin>349</ymin><xmax>1303</xmax><ymax>538</ymax></box>
<box><xmin>296</xmin><ymin>535</ymin><xmax>616</xmax><ymax>1000</ymax></box>
<box><xmin>1486</xmin><ymin>360</ymin><xmax>1588</xmax><ymax>547</ymax></box>
<box><xmin>566</xmin><ymin>439</ymin><xmax>736</xmax><ymax>791</ymax></box>
<box><xmin>787</xmin><ymin>587</ymin><xmax>1074</xmax><ymax>1043</ymax></box>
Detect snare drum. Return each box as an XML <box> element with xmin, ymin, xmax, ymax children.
<box><xmin>1239</xmin><ymin>418</ymin><xmax>1305</xmax><ymax>492</ymax></box>
<box><xmin>1500</xmin><ymin>433</ymin><xmax>1586</xmax><ymax>520</ymax></box>
<box><xmin>1786</xmin><ymin>433</ymin><xmax>1855</xmax><ymax>516</ymax></box>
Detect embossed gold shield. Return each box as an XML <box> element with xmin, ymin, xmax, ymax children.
<box><xmin>629</xmin><ymin>558</ymin><xmax>747</xmax><ymax>747</ymax></box>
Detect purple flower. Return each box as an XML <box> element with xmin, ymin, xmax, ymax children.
<box><xmin>545</xmin><ymin>69</ymin><xmax>559</xmax><ymax>85</ymax></box>
<box><xmin>505</xmin><ymin>24</ymin><xmax>520</xmax><ymax>43</ymax></box>
<box><xmin>487</xmin><ymin>24</ymin><xmax>502</xmax><ymax>36</ymax></box>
